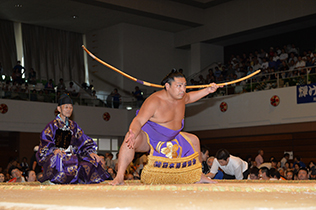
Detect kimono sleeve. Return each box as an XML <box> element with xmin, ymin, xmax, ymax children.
<box><xmin>73</xmin><ymin>122</ymin><xmax>98</xmax><ymax>157</ymax></box>
<box><xmin>36</xmin><ymin>121</ymin><xmax>58</xmax><ymax>166</ymax></box>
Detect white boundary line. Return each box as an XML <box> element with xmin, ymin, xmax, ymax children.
<box><xmin>0</xmin><ymin>202</ymin><xmax>132</xmax><ymax>210</ymax></box>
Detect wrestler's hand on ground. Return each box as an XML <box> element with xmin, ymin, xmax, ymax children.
<box><xmin>125</xmin><ymin>129</ymin><xmax>136</xmax><ymax>149</ymax></box>
<box><xmin>196</xmin><ymin>173</ymin><xmax>218</xmax><ymax>184</ymax></box>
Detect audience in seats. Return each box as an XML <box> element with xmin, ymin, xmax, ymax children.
<box><xmin>25</xmin><ymin>170</ymin><xmax>37</xmax><ymax>182</ymax></box>
<box><xmin>297</xmin><ymin>168</ymin><xmax>309</xmax><ymax>180</ymax></box>
<box><xmin>0</xmin><ymin>77</ymin><xmax>106</xmax><ymax>107</ymax></box>
<box><xmin>270</xmin><ymin>158</ymin><xmax>278</xmax><ymax>169</ymax></box>
<box><xmin>185</xmin><ymin>42</ymin><xmax>316</xmax><ymax>97</ymax></box>
<box><xmin>0</xmin><ymin>173</ymin><xmax>5</xmax><ymax>182</ymax></box>
<box><xmin>12</xmin><ymin>61</ymin><xmax>24</xmax><ymax>84</ymax></box>
<box><xmin>1</xmin><ymin>43</ymin><xmax>316</xmax><ymax>105</ymax></box>
<box><xmin>248</xmin><ymin>167</ymin><xmax>259</xmax><ymax>180</ymax></box>
<box><xmin>204</xmin><ymin>156</ymin><xmax>224</xmax><ymax>179</ymax></box>
<box><xmin>19</xmin><ymin>157</ymin><xmax>29</xmax><ymax>174</ymax></box>
<box><xmin>106</xmin><ymin>153</ymin><xmax>116</xmax><ymax>170</ymax></box>
<box><xmin>269</xmin><ymin>168</ymin><xmax>282</xmax><ymax>180</ymax></box>
<box><xmin>44</xmin><ymin>79</ymin><xmax>54</xmax><ymax>93</ymax></box>
<box><xmin>8</xmin><ymin>166</ymin><xmax>25</xmax><ymax>183</ymax></box>
<box><xmin>293</xmin><ymin>156</ymin><xmax>306</xmax><ymax>168</ymax></box>
<box><xmin>111</xmin><ymin>88</ymin><xmax>121</xmax><ymax>109</ymax></box>
<box><xmin>255</xmin><ymin>149</ymin><xmax>264</xmax><ymax>167</ymax></box>
<box><xmin>107</xmin><ymin>168</ymin><xmax>117</xmax><ymax>179</ymax></box>
<box><xmin>259</xmin><ymin>167</ymin><xmax>270</xmax><ymax>180</ymax></box>
<box><xmin>278</xmin><ymin>168</ymin><xmax>286</xmax><ymax>179</ymax></box>
<box><xmin>309</xmin><ymin>164</ymin><xmax>316</xmax><ymax>180</ymax></box>
<box><xmin>208</xmin><ymin>149</ymin><xmax>248</xmax><ymax>180</ymax></box>
<box><xmin>200</xmin><ymin>145</ymin><xmax>210</xmax><ymax>174</ymax></box>
<box><xmin>57</xmin><ymin>78</ymin><xmax>66</xmax><ymax>93</ymax></box>
<box><xmin>286</xmin><ymin>170</ymin><xmax>294</xmax><ymax>180</ymax></box>
<box><xmin>1</xmin><ymin>43</ymin><xmax>316</xmax><ymax>182</ymax></box>
<box><xmin>280</xmin><ymin>153</ymin><xmax>290</xmax><ymax>168</ymax></box>
<box><xmin>28</xmin><ymin>68</ymin><xmax>37</xmax><ymax>84</ymax></box>
<box><xmin>67</xmin><ymin>81</ymin><xmax>79</xmax><ymax>97</ymax></box>
<box><xmin>0</xmin><ymin>145</ymin><xmax>315</xmax><ymax>182</ymax></box>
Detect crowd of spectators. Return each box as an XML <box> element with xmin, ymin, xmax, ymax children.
<box><xmin>201</xmin><ymin>147</ymin><xmax>316</xmax><ymax>181</ymax></box>
<box><xmin>0</xmin><ymin>150</ymin><xmax>146</xmax><ymax>183</ymax></box>
<box><xmin>250</xmin><ymin>151</ymin><xmax>316</xmax><ymax>181</ymax></box>
<box><xmin>0</xmin><ymin>146</ymin><xmax>42</xmax><ymax>183</ymax></box>
<box><xmin>0</xmin><ymin>78</ymin><xmax>83</xmax><ymax>104</ymax></box>
<box><xmin>0</xmin><ymin>147</ymin><xmax>147</xmax><ymax>183</ymax></box>
<box><xmin>0</xmin><ymin>62</ymin><xmax>131</xmax><ymax>108</ymax></box>
<box><xmin>0</xmin><ymin>60</ymin><xmax>110</xmax><ymax>105</ymax></box>
<box><xmin>188</xmin><ymin>43</ymin><xmax>316</xmax><ymax>95</ymax></box>
<box><xmin>1</xmin><ymin>146</ymin><xmax>314</xmax><ymax>183</ymax></box>
<box><xmin>3</xmin><ymin>43</ymin><xmax>315</xmax><ymax>105</ymax></box>
<box><xmin>0</xmin><ymin>62</ymin><xmax>102</xmax><ymax>105</ymax></box>
<box><xmin>96</xmin><ymin>151</ymin><xmax>148</xmax><ymax>181</ymax></box>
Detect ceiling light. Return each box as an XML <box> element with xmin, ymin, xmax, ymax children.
<box><xmin>14</xmin><ymin>4</ymin><xmax>22</xmax><ymax>8</ymax></box>
<box><xmin>72</xmin><ymin>15</ymin><xmax>78</xmax><ymax>19</ymax></box>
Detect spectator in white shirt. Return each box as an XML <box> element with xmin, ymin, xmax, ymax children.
<box><xmin>280</xmin><ymin>153</ymin><xmax>290</xmax><ymax>168</ymax></box>
<box><xmin>106</xmin><ymin>153</ymin><xmax>115</xmax><ymax>169</ymax></box>
<box><xmin>295</xmin><ymin>56</ymin><xmax>306</xmax><ymax>70</ymax></box>
<box><xmin>279</xmin><ymin>49</ymin><xmax>289</xmax><ymax>62</ymax></box>
<box><xmin>261</xmin><ymin>58</ymin><xmax>269</xmax><ymax>70</ymax></box>
<box><xmin>67</xmin><ymin>82</ymin><xmax>79</xmax><ymax>97</ymax></box>
<box><xmin>209</xmin><ymin>149</ymin><xmax>248</xmax><ymax>180</ymax></box>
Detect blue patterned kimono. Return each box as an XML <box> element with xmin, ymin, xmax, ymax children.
<box><xmin>36</xmin><ymin>115</ymin><xmax>111</xmax><ymax>184</ymax></box>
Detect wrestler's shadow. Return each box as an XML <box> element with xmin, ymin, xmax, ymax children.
<box><xmin>185</xmin><ymin>95</ymin><xmax>236</xmax><ymax>117</ymax></box>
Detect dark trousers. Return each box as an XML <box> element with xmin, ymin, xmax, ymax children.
<box><xmin>223</xmin><ymin>163</ymin><xmax>249</xmax><ymax>180</ymax></box>
<box><xmin>223</xmin><ymin>169</ymin><xmax>249</xmax><ymax>180</ymax></box>
<box><xmin>113</xmin><ymin>101</ymin><xmax>120</xmax><ymax>108</ymax></box>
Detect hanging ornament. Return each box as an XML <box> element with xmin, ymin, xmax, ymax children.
<box><xmin>0</xmin><ymin>103</ymin><xmax>8</xmax><ymax>114</ymax></box>
<box><xmin>270</xmin><ymin>95</ymin><xmax>280</xmax><ymax>107</ymax></box>
<box><xmin>220</xmin><ymin>102</ymin><xmax>228</xmax><ymax>112</ymax></box>
<box><xmin>103</xmin><ymin>112</ymin><xmax>111</xmax><ymax>121</ymax></box>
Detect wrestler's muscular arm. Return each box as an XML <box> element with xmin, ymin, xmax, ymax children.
<box><xmin>125</xmin><ymin>94</ymin><xmax>160</xmax><ymax>149</ymax></box>
<box><xmin>185</xmin><ymin>83</ymin><xmax>220</xmax><ymax>104</ymax></box>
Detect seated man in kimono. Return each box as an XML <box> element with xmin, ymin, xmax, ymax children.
<box><xmin>36</xmin><ymin>94</ymin><xmax>111</xmax><ymax>184</ymax></box>
<box><xmin>110</xmin><ymin>70</ymin><xmax>220</xmax><ymax>185</ymax></box>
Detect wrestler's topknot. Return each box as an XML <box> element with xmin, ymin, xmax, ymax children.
<box><xmin>161</xmin><ymin>69</ymin><xmax>185</xmax><ymax>88</ymax></box>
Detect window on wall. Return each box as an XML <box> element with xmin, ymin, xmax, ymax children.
<box><xmin>92</xmin><ymin>137</ymin><xmax>120</xmax><ymax>158</ymax></box>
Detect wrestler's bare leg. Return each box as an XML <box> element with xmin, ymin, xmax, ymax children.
<box><xmin>109</xmin><ymin>131</ymin><xmax>150</xmax><ymax>185</ymax></box>
<box><xmin>183</xmin><ymin>132</ymin><xmax>217</xmax><ymax>184</ymax></box>
<box><xmin>183</xmin><ymin>132</ymin><xmax>203</xmax><ymax>162</ymax></box>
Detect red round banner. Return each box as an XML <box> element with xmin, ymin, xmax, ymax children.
<box><xmin>270</xmin><ymin>95</ymin><xmax>280</xmax><ymax>107</ymax></box>
<box><xmin>220</xmin><ymin>102</ymin><xmax>228</xmax><ymax>112</ymax></box>
<box><xmin>103</xmin><ymin>112</ymin><xmax>111</xmax><ymax>121</ymax></box>
<box><xmin>0</xmin><ymin>104</ymin><xmax>8</xmax><ymax>114</ymax></box>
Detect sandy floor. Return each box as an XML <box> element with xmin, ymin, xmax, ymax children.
<box><xmin>0</xmin><ymin>181</ymin><xmax>316</xmax><ymax>210</ymax></box>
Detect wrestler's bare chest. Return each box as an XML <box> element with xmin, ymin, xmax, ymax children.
<box><xmin>150</xmin><ymin>100</ymin><xmax>185</xmax><ymax>130</ymax></box>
